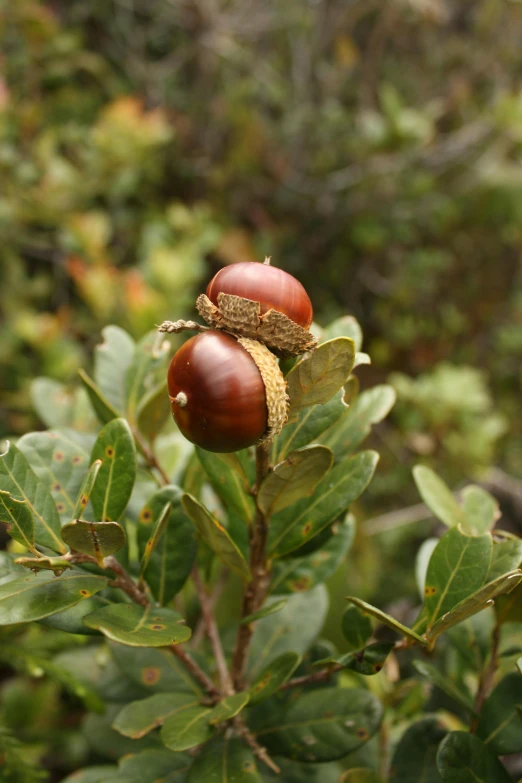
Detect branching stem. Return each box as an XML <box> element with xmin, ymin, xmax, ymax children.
<box><xmin>192</xmin><ymin>566</ymin><xmax>234</xmax><ymax>696</ymax></box>
<box><xmin>232</xmin><ymin>441</ymin><xmax>272</xmax><ymax>690</ymax></box>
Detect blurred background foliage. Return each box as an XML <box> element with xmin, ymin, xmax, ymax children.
<box><xmin>2</xmin><ymin>1</ymin><xmax>522</xmax><ymax>777</ymax></box>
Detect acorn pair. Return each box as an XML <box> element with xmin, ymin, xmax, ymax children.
<box><xmin>166</xmin><ymin>260</ymin><xmax>316</xmax><ymax>452</ymax></box>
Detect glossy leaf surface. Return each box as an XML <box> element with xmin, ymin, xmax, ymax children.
<box><xmin>196</xmin><ymin>449</ymin><xmax>255</xmax><ymax>523</ymax></box>
<box><xmin>287</xmin><ymin>337</ymin><xmax>355</xmax><ymax>414</ymax></box>
<box><xmin>113</xmin><ymin>693</ymin><xmax>198</xmax><ymax>739</ymax></box>
<box><xmin>0</xmin><ymin>441</ymin><xmax>64</xmax><ymax>552</ymax></box>
<box><xmin>268</xmin><ymin>451</ymin><xmax>378</xmax><ymax>558</ymax></box>
<box><xmin>321</xmin><ymin>385</ymin><xmax>396</xmax><ymax>459</ymax></box>
<box><xmin>253</xmin><ymin>687</ymin><xmax>382</xmax><ymax>762</ymax></box>
<box><xmin>436</xmin><ymin>732</ymin><xmax>512</xmax><ymax>782</ymax></box>
<box><xmin>61</xmin><ymin>520</ymin><xmax>126</xmax><ymax>565</ymax></box>
<box><xmin>83</xmin><ymin>604</ymin><xmax>191</xmax><ymax>647</ymax></box>
<box><xmin>0</xmin><ymin>491</ymin><xmax>34</xmax><ymax>550</ymax></box>
<box><xmin>187</xmin><ymin>737</ymin><xmax>262</xmax><ymax>782</ymax></box>
<box><xmin>249</xmin><ymin>652</ymin><xmax>301</xmax><ymax>705</ymax></box>
<box><xmin>259</xmin><ymin>446</ymin><xmax>333</xmax><ymax>516</ymax></box>
<box><xmin>182</xmin><ymin>493</ymin><xmax>250</xmax><ymax>580</ymax></box>
<box><xmin>389</xmin><ymin>717</ymin><xmax>447</xmax><ymax>782</ymax></box>
<box><xmin>90</xmin><ymin>418</ymin><xmax>137</xmax><ymax>522</ymax></box>
<box><xmin>0</xmin><ymin>571</ymin><xmax>107</xmax><ymax>624</ymax></box>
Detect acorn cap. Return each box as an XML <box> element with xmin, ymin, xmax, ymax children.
<box><xmin>196</xmin><ymin>292</ymin><xmax>317</xmax><ymax>358</ymax></box>
<box><xmin>236</xmin><ymin>336</ymin><xmax>289</xmax><ymax>443</ymax></box>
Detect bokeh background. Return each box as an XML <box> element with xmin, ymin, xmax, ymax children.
<box><xmin>2</xmin><ymin>0</ymin><xmax>522</xmax><ymax>778</ymax></box>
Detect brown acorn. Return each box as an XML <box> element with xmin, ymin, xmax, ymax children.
<box><xmin>167</xmin><ymin>330</ymin><xmax>288</xmax><ymax>453</ymax></box>
<box><xmin>195</xmin><ymin>260</ymin><xmax>317</xmax><ymax>358</ymax></box>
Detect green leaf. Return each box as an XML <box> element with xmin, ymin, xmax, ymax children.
<box><xmin>487</xmin><ymin>534</ymin><xmax>522</xmax><ymax>583</ymax></box>
<box><xmin>38</xmin><ymin>595</ymin><xmax>105</xmax><ymax>635</ymax></box>
<box><xmin>252</xmin><ymin>687</ymin><xmax>382</xmax><ymax>762</ymax></box>
<box><xmin>137</xmin><ymin>487</ymin><xmax>197</xmax><ymax>604</ymax></box>
<box><xmin>321</xmin><ymin>316</ymin><xmax>363</xmax><ymax>351</ymax></box>
<box><xmin>270</xmin><ymin>513</ymin><xmax>355</xmax><ymax>595</ymax></box>
<box><xmin>275</xmin><ymin>390</ymin><xmax>348</xmax><ymax>462</ymax></box>
<box><xmin>0</xmin><ymin>492</ymin><xmax>35</xmax><ymax>550</ymax></box>
<box><xmin>517</xmin><ymin>657</ymin><xmax>522</xmax><ymax>676</ymax></box>
<box><xmin>249</xmin><ymin>652</ymin><xmax>301</xmax><ymax>705</ymax></box>
<box><xmin>345</xmin><ymin>596</ymin><xmax>428</xmax><ymax>646</ymax></box>
<box><xmin>84</xmin><ymin>705</ymin><xmax>161</xmax><ymax>760</ymax></box>
<box><xmin>61</xmin><ymin>520</ymin><xmax>126</xmax><ymax>565</ymax></box>
<box><xmin>389</xmin><ymin>717</ymin><xmax>447</xmax><ymax>783</ymax></box>
<box><xmin>462</xmin><ymin>486</ymin><xmax>499</xmax><ymax>535</ymax></box>
<box><xmin>0</xmin><ymin>441</ymin><xmax>64</xmax><ymax>552</ymax></box>
<box><xmin>79</xmin><ymin>369</ymin><xmax>120</xmax><ymax>424</ymax></box>
<box><xmin>477</xmin><ymin>672</ymin><xmax>522</xmax><ymax>754</ymax></box>
<box><xmin>113</xmin><ymin>694</ymin><xmax>198</xmax><ymax>739</ymax></box>
<box><xmin>17</xmin><ymin>431</ymin><xmax>90</xmax><ymax>524</ymax></box>
<box><xmin>83</xmin><ymin>604</ymin><xmax>191</xmax><ymax>647</ymax></box>
<box><xmin>241</xmin><ymin>599</ymin><xmax>288</xmax><ymax>625</ymax></box>
<box><xmin>415</xmin><ymin>538</ymin><xmax>439</xmax><ymax>599</ymax></box>
<box><xmin>321</xmin><ymin>385</ymin><xmax>396</xmax><ymax>459</ymax></box>
<box><xmin>0</xmin><ymin>571</ymin><xmax>108</xmax><ymax>625</ymax></box>
<box><xmin>268</xmin><ymin>451</ymin><xmax>378</xmax><ymax>558</ymax></box>
<box><xmin>196</xmin><ymin>449</ymin><xmax>255</xmax><ymax>523</ymax></box>
<box><xmin>126</xmin><ymin>331</ymin><xmax>170</xmax><ymax>425</ymax></box>
<box><xmin>181</xmin><ymin>494</ymin><xmax>250</xmax><ymax>580</ymax></box>
<box><xmin>287</xmin><ymin>338</ymin><xmax>355</xmax><ymax>414</ymax></box>
<box><xmin>412</xmin><ymin>661</ymin><xmax>475</xmax><ymax>713</ymax></box>
<box><xmin>342</xmin><ymin>604</ymin><xmax>372</xmax><ymax>651</ymax></box>
<box><xmin>188</xmin><ymin>737</ymin><xmax>262</xmax><ymax>782</ymax></box>
<box><xmin>72</xmin><ymin>459</ymin><xmax>103</xmax><ymax>520</ymax></box>
<box><xmin>161</xmin><ymin>704</ymin><xmax>214</xmax><ymax>751</ymax></box>
<box><xmin>321</xmin><ymin>643</ymin><xmax>394</xmax><ymax>676</ymax></box>
<box><xmin>496</xmin><ymin>580</ymin><xmax>522</xmax><ymax>624</ymax></box>
<box><xmin>248</xmin><ymin>586</ymin><xmax>329</xmax><ymax>678</ymax></box>
<box><xmin>61</xmin><ymin>767</ymin><xmax>117</xmax><ymax>783</ymax></box>
<box><xmin>31</xmin><ymin>378</ymin><xmax>94</xmax><ymax>431</ymax></box>
<box><xmin>209</xmin><ymin>692</ymin><xmax>250</xmax><ymax>725</ymax></box>
<box><xmin>90</xmin><ymin>418</ymin><xmax>137</xmax><ymax>522</ymax></box>
<box><xmin>136</xmin><ymin>381</ymin><xmax>171</xmax><ymax>444</ymax></box>
<box><xmin>262</xmin><ymin>759</ymin><xmax>342</xmax><ymax>782</ymax></box>
<box><xmin>436</xmin><ymin>732</ymin><xmax>512</xmax><ymax>782</ymax></box>
<box><xmin>94</xmin><ymin>326</ymin><xmax>136</xmax><ymax>414</ymax></box>
<box><xmin>426</xmin><ymin>570</ymin><xmax>522</xmax><ymax>644</ymax></box>
<box><xmin>110</xmin><ymin>643</ymin><xmax>202</xmax><ymax>696</ymax></box>
<box><xmin>118</xmin><ymin>749</ymin><xmax>192</xmax><ymax>783</ymax></box>
<box><xmin>412</xmin><ymin>466</ymin><xmax>463</xmax><ymax>529</ymax></box>
<box><xmin>0</xmin><ymin>552</ymin><xmax>31</xmax><ymax>586</ymax></box>
<box><xmin>414</xmin><ymin>528</ymin><xmax>493</xmax><ymax>635</ymax></box>
<box><xmin>259</xmin><ymin>446</ymin><xmax>334</xmax><ymax>516</ymax></box>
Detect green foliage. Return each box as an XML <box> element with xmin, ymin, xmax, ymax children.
<box><xmin>0</xmin><ymin>308</ymin><xmax>521</xmax><ymax>782</ymax></box>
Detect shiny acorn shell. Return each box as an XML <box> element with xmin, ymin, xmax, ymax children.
<box><xmin>167</xmin><ymin>331</ymin><xmax>288</xmax><ymax>453</ymax></box>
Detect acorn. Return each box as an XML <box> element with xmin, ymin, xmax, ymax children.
<box><xmin>195</xmin><ymin>260</ymin><xmax>317</xmax><ymax>358</ymax></box>
<box><xmin>167</xmin><ymin>330</ymin><xmax>289</xmax><ymax>453</ymax></box>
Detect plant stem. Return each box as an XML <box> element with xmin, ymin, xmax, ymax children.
<box><xmin>279</xmin><ymin>664</ymin><xmax>342</xmax><ymax>691</ymax></box>
<box><xmin>132</xmin><ymin>427</ymin><xmax>171</xmax><ymax>486</ymax></box>
<box><xmin>67</xmin><ymin>552</ymin><xmax>219</xmax><ymax>701</ymax></box>
<box><xmin>191</xmin><ymin>567</ymin><xmax>229</xmax><ymax>648</ymax></box>
<box><xmin>471</xmin><ymin>620</ymin><xmax>501</xmax><ymax>732</ymax></box>
<box><xmin>192</xmin><ymin>566</ymin><xmax>234</xmax><ymax>696</ymax></box>
<box><xmin>233</xmin><ymin>716</ymin><xmax>280</xmax><ymax>774</ymax></box>
<box><xmin>231</xmin><ymin>441</ymin><xmax>272</xmax><ymax>690</ymax></box>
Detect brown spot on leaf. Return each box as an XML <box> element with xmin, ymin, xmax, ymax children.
<box><xmin>57</xmin><ymin>503</ymin><xmax>66</xmax><ymax>513</ymax></box>
<box><xmin>140</xmin><ymin>508</ymin><xmax>153</xmax><ymax>523</ymax></box>
<box><xmin>142</xmin><ymin>667</ymin><xmax>161</xmax><ymax>685</ymax></box>
<box><xmin>80</xmin><ymin>590</ymin><xmax>90</xmax><ymax>597</ymax></box>
<box><xmin>54</xmin><ymin>451</ymin><xmax>65</xmax><ymax>462</ymax></box>
<box><xmin>52</xmin><ymin>483</ymin><xmax>61</xmax><ymax>492</ymax></box>
<box><xmin>290</xmin><ymin>577</ymin><xmax>312</xmax><ymax>592</ymax></box>
<box><xmin>72</xmin><ymin>456</ymin><xmax>84</xmax><ymax>465</ymax></box>
<box><xmin>242</xmin><ymin>761</ymin><xmax>255</xmax><ymax>772</ymax></box>
<box><xmin>356</xmin><ymin>728</ymin><xmax>369</xmax><ymax>739</ymax></box>
<box><xmin>149</xmin><ymin>624</ymin><xmax>166</xmax><ymax>631</ymax></box>
<box><xmin>302</xmin><ymin>522</ymin><xmax>312</xmax><ymax>536</ymax></box>
<box><xmin>105</xmin><ymin>446</ymin><xmax>115</xmax><ymax>458</ymax></box>
<box><xmin>424</xmin><ymin>586</ymin><xmax>436</xmax><ymax>596</ymax></box>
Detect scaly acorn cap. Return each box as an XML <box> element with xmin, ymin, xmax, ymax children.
<box><xmin>196</xmin><ymin>292</ymin><xmax>317</xmax><ymax>358</ymax></box>
<box><xmin>236</xmin><ymin>336</ymin><xmax>289</xmax><ymax>443</ymax></box>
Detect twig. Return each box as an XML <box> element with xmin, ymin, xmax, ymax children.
<box><xmin>132</xmin><ymin>427</ymin><xmax>171</xmax><ymax>486</ymax></box>
<box><xmin>279</xmin><ymin>664</ymin><xmax>342</xmax><ymax>691</ymax></box>
<box><xmin>231</xmin><ymin>441</ymin><xmax>272</xmax><ymax>690</ymax></box>
<box><xmin>191</xmin><ymin>568</ymin><xmax>230</xmax><ymax>648</ymax></box>
<box><xmin>169</xmin><ymin>643</ymin><xmax>220</xmax><ymax>701</ymax></box>
<box><xmin>471</xmin><ymin>621</ymin><xmax>501</xmax><ymax>732</ymax></box>
<box><xmin>364</xmin><ymin>502</ymin><xmax>431</xmax><ymax>536</ymax></box>
<box><xmin>233</xmin><ymin>716</ymin><xmax>280</xmax><ymax>774</ymax></box>
<box><xmin>65</xmin><ymin>553</ymin><xmax>219</xmax><ymax>701</ymax></box>
<box><xmin>158</xmin><ymin>319</ymin><xmax>209</xmax><ymax>335</ymax></box>
<box><xmin>192</xmin><ymin>567</ymin><xmax>234</xmax><ymax>696</ymax></box>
